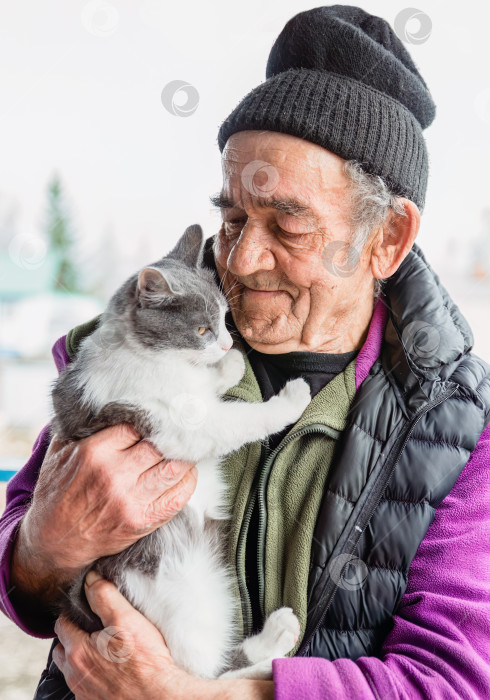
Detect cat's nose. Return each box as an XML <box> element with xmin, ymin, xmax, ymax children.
<box><xmin>221</xmin><ymin>342</ymin><xmax>233</xmax><ymax>352</ymax></box>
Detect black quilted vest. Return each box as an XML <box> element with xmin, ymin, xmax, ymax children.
<box><xmin>293</xmin><ymin>245</ymin><xmax>490</xmax><ymax>659</ymax></box>
<box><xmin>203</xmin><ymin>238</ymin><xmax>490</xmax><ymax>660</ymax></box>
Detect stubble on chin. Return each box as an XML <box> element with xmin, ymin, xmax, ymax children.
<box><xmin>230</xmin><ymin>295</ymin><xmax>296</xmax><ymax>346</ymax></box>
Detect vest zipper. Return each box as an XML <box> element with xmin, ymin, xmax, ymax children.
<box><xmin>235</xmin><ymin>436</ymin><xmax>270</xmax><ymax>637</ymax></box>
<box><xmin>235</xmin><ymin>487</ymin><xmax>257</xmax><ymax>636</ymax></box>
<box><xmin>236</xmin><ymin>423</ymin><xmax>340</xmax><ymax>637</ymax></box>
<box><xmin>255</xmin><ymin>424</ymin><xmax>342</xmax><ymax>622</ymax></box>
<box><xmin>298</xmin><ymin>385</ymin><xmax>458</xmax><ymax>655</ymax></box>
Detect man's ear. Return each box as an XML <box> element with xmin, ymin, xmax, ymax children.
<box><xmin>370</xmin><ymin>199</ymin><xmax>420</xmax><ymax>280</ymax></box>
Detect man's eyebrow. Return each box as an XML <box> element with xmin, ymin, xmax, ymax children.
<box><xmin>209</xmin><ymin>192</ymin><xmax>320</xmax><ymax>224</ymax></box>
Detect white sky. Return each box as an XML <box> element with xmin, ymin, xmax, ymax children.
<box><xmin>0</xmin><ymin>0</ymin><xmax>489</xmax><ymax>287</ymax></box>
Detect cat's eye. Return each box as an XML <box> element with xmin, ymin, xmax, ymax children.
<box><xmin>197</xmin><ymin>326</ymin><xmax>208</xmax><ymax>335</ymax></box>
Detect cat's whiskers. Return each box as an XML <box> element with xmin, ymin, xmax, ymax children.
<box><xmin>225</xmin><ymin>291</ymin><xmax>244</xmax><ymax>305</ymax></box>
<box><xmin>219</xmin><ymin>269</ymin><xmax>240</xmax><ymax>298</ymax></box>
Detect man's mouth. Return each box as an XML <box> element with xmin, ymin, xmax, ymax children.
<box><xmin>241</xmin><ymin>285</ymin><xmax>285</xmax><ymax>299</ymax></box>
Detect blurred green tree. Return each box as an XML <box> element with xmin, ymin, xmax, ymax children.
<box><xmin>43</xmin><ymin>174</ymin><xmax>80</xmax><ymax>292</ymax></box>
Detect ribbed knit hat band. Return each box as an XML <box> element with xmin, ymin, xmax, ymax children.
<box><xmin>217</xmin><ymin>5</ymin><xmax>436</xmax><ymax>210</ymax></box>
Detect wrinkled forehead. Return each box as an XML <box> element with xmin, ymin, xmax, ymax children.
<box><xmin>220</xmin><ymin>130</ymin><xmax>348</xmax><ymax>211</ymax></box>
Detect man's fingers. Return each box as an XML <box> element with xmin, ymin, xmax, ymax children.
<box><xmin>146</xmin><ymin>467</ymin><xmax>198</xmax><ymax>525</ymax></box>
<box><xmin>89</xmin><ymin>422</ymin><xmax>142</xmax><ymax>452</ymax></box>
<box><xmin>123</xmin><ymin>439</ymin><xmax>165</xmax><ymax>476</ymax></box>
<box><xmin>42</xmin><ymin>433</ymin><xmax>75</xmax><ymax>463</ymax></box>
<box><xmin>138</xmin><ymin>457</ymin><xmax>196</xmax><ymax>497</ymax></box>
<box><xmin>84</xmin><ymin>572</ymin><xmax>140</xmax><ymax>629</ymax></box>
<box><xmin>52</xmin><ymin>641</ymin><xmax>66</xmax><ymax>673</ymax></box>
<box><xmin>54</xmin><ymin>615</ymin><xmax>89</xmax><ymax>656</ymax></box>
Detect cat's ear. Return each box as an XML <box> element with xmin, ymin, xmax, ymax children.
<box><xmin>137</xmin><ymin>267</ymin><xmax>176</xmax><ymax>303</ymax></box>
<box><xmin>167</xmin><ymin>224</ymin><xmax>204</xmax><ymax>268</ymax></box>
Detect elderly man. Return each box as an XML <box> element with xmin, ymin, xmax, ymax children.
<box><xmin>1</xmin><ymin>5</ymin><xmax>490</xmax><ymax>699</ymax></box>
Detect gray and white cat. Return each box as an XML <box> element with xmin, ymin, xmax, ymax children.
<box><xmin>50</xmin><ymin>224</ymin><xmax>311</xmax><ymax>680</ymax></box>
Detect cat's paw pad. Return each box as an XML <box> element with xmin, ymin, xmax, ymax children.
<box><xmin>220</xmin><ymin>349</ymin><xmax>245</xmax><ymax>387</ymax></box>
<box><xmin>260</xmin><ymin>607</ymin><xmax>300</xmax><ymax>657</ymax></box>
<box><xmin>279</xmin><ymin>378</ymin><xmax>311</xmax><ymax>412</ymax></box>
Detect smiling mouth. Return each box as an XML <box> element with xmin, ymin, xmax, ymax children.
<box><xmin>241</xmin><ymin>286</ymin><xmax>285</xmax><ymax>299</ymax></box>
<box><xmin>224</xmin><ymin>277</ymin><xmax>289</xmax><ymax>304</ymax></box>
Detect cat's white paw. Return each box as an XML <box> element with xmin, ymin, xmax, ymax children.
<box><xmin>260</xmin><ymin>607</ymin><xmax>301</xmax><ymax>657</ymax></box>
<box><xmin>279</xmin><ymin>378</ymin><xmax>311</xmax><ymax>413</ymax></box>
<box><xmin>242</xmin><ymin>607</ymin><xmax>300</xmax><ymax>664</ymax></box>
<box><xmin>219</xmin><ymin>348</ymin><xmax>245</xmax><ymax>389</ymax></box>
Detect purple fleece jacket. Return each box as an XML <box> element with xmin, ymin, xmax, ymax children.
<box><xmin>1</xmin><ymin>301</ymin><xmax>489</xmax><ymax>699</ymax></box>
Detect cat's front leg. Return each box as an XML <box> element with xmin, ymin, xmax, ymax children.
<box><xmin>213</xmin><ymin>348</ymin><xmax>245</xmax><ymax>394</ymax></box>
<box><xmin>155</xmin><ymin>378</ymin><xmax>310</xmax><ymax>462</ymax></box>
<box><xmin>208</xmin><ymin>378</ymin><xmax>311</xmax><ymax>456</ymax></box>
<box><xmin>219</xmin><ymin>607</ymin><xmax>300</xmax><ymax>680</ymax></box>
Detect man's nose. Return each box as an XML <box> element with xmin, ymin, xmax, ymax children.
<box><xmin>226</xmin><ymin>225</ymin><xmax>275</xmax><ymax>277</ymax></box>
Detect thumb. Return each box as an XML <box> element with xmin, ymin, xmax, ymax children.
<box><xmin>84</xmin><ymin>570</ymin><xmax>136</xmax><ymax>629</ymax></box>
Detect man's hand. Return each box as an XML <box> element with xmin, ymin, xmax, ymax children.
<box><xmin>53</xmin><ymin>570</ymin><xmax>193</xmax><ymax>700</ymax></box>
<box><xmin>53</xmin><ymin>571</ymin><xmax>274</xmax><ymax>700</ymax></box>
<box><xmin>11</xmin><ymin>423</ymin><xmax>197</xmax><ymax>614</ymax></box>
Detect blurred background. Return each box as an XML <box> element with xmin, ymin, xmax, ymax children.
<box><xmin>1</xmin><ymin>0</ymin><xmax>489</xmax><ymax>696</ymax></box>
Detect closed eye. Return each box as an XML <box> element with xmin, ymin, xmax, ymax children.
<box><xmin>224</xmin><ymin>219</ymin><xmax>246</xmax><ymax>233</ymax></box>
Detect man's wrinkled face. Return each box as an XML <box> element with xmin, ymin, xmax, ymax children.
<box><xmin>212</xmin><ymin>131</ymin><xmax>374</xmax><ymax>354</ymax></box>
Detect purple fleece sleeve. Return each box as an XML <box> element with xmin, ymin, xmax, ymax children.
<box><xmin>0</xmin><ymin>425</ymin><xmax>53</xmax><ymax>636</ymax></box>
<box><xmin>0</xmin><ymin>336</ymin><xmax>69</xmax><ymax>637</ymax></box>
<box><xmin>273</xmin><ymin>422</ymin><xmax>490</xmax><ymax>700</ymax></box>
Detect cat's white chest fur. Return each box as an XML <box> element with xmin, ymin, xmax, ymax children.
<box><xmin>81</xmin><ymin>335</ymin><xmax>214</xmax><ymax>418</ymax></box>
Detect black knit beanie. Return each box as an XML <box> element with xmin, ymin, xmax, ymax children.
<box><xmin>217</xmin><ymin>5</ymin><xmax>436</xmax><ymax>210</ymax></box>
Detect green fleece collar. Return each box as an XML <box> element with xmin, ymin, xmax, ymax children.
<box><xmin>65</xmin><ymin>314</ymin><xmax>101</xmax><ymax>359</ymax></box>
<box><xmin>225</xmin><ymin>337</ymin><xmax>357</xmax><ymax>433</ymax></box>
<box><xmin>223</xmin><ymin>338</ymin><xmax>263</xmax><ymax>403</ymax></box>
